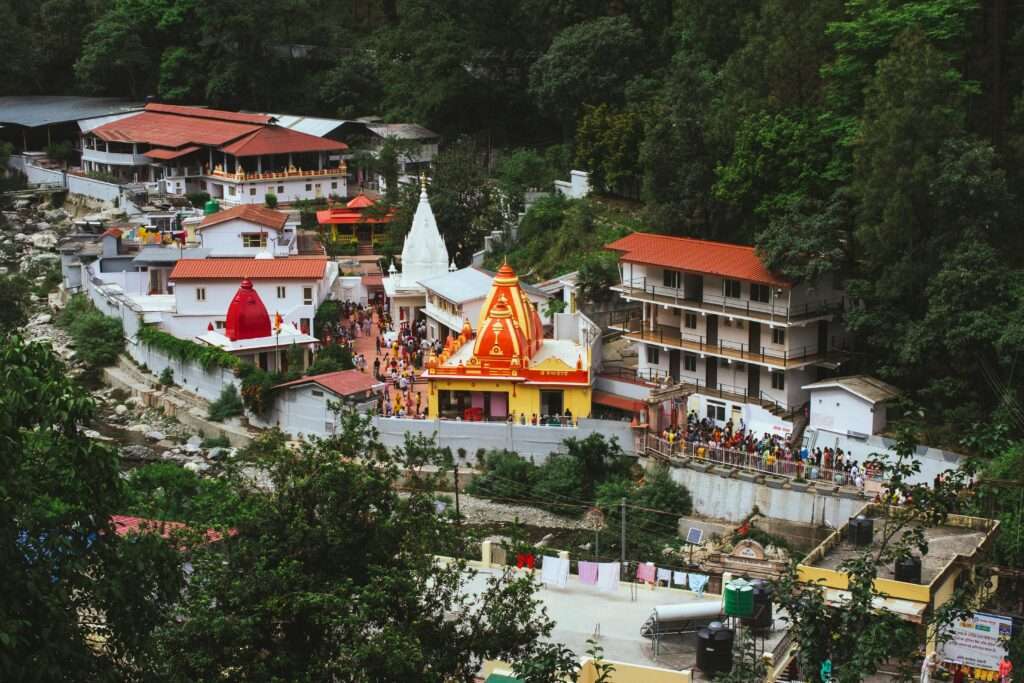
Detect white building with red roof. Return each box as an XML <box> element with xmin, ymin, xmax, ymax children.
<box><xmin>194</xmin><ymin>204</ymin><xmax>298</xmax><ymax>257</ymax></box>
<box><xmin>80</xmin><ymin>103</ymin><xmax>348</xmax><ymax>204</ymax></box>
<box><xmin>602</xmin><ymin>232</ymin><xmax>848</xmax><ymax>434</ymax></box>
<box><xmin>261</xmin><ymin>369</ymin><xmax>384</xmax><ymax>437</ymax></box>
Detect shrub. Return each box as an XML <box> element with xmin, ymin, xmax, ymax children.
<box><xmin>200</xmin><ymin>434</ymin><xmax>231</xmax><ymax>449</ymax></box>
<box><xmin>264</xmin><ymin>192</ymin><xmax>278</xmax><ymax>208</ymax></box>
<box><xmin>466</xmin><ymin>450</ymin><xmax>536</xmax><ymax>499</ymax></box>
<box><xmin>306</xmin><ymin>344</ymin><xmax>354</xmax><ymax>375</ymax></box>
<box><xmin>208</xmin><ymin>384</ymin><xmax>244</xmax><ymax>422</ymax></box>
<box><xmin>58</xmin><ymin>296</ymin><xmax>124</xmax><ymax>372</ymax></box>
<box><xmin>533</xmin><ymin>455</ymin><xmax>585</xmax><ymax>514</ymax></box>
<box><xmin>238</xmin><ymin>365</ymin><xmax>279</xmax><ymax>415</ymax></box>
<box><xmin>186</xmin><ymin>191</ymin><xmax>211</xmax><ymax>208</ymax></box>
<box><xmin>159</xmin><ymin>367</ymin><xmax>175</xmax><ymax>386</ymax></box>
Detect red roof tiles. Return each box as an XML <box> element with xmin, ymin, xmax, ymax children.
<box><xmin>346</xmin><ymin>194</ymin><xmax>375</xmax><ymax>209</ymax></box>
<box><xmin>143</xmin><ymin>103</ymin><xmax>271</xmax><ymax>125</ymax></box>
<box><xmin>274</xmin><ymin>369</ymin><xmax>383</xmax><ymax>397</ymax></box>
<box><xmin>169</xmin><ymin>258</ymin><xmax>327</xmax><ymax>281</ymax></box>
<box><xmin>199</xmin><ymin>204</ymin><xmax>289</xmax><ymax>231</ymax></box>
<box><xmin>605</xmin><ymin>232</ymin><xmax>790</xmax><ymax>288</ymax></box>
<box><xmin>218</xmin><ymin>126</ymin><xmax>348</xmax><ymax>157</ymax></box>
<box><xmin>111</xmin><ymin>515</ymin><xmax>232</xmax><ymax>543</ymax></box>
<box><xmin>144</xmin><ymin>145</ymin><xmax>201</xmax><ymax>160</ymax></box>
<box><xmin>91</xmin><ymin>110</ymin><xmax>260</xmax><ymax>148</ymax></box>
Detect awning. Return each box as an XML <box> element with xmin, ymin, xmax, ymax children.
<box><xmin>593</xmin><ymin>390</ymin><xmax>644</xmax><ymax>413</ymax></box>
<box><xmin>823</xmin><ymin>587</ymin><xmax>927</xmax><ymax>623</ymax></box>
<box><xmin>144</xmin><ymin>145</ymin><xmax>201</xmax><ymax>160</ymax></box>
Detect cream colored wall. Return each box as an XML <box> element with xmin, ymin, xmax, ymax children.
<box><xmin>428</xmin><ymin>379</ymin><xmax>592</xmax><ymax>419</ymax></box>
<box><xmin>481</xmin><ymin>658</ymin><xmax>692</xmax><ymax>683</ymax></box>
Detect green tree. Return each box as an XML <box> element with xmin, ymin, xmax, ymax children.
<box><xmin>575</xmin><ymin>104</ymin><xmax>644</xmax><ymax>195</ymax></box>
<box><xmin>0</xmin><ymin>274</ymin><xmax>31</xmax><ymax>334</ymax></box>
<box><xmin>0</xmin><ymin>336</ymin><xmax>181</xmax><ymax>681</ymax></box>
<box><xmin>149</xmin><ymin>418</ymin><xmax>578</xmax><ymax>681</ymax></box>
<box><xmin>428</xmin><ymin>138</ymin><xmax>503</xmax><ymax>265</ymax></box>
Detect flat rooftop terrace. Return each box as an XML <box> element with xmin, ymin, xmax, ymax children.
<box><xmin>461</xmin><ymin>566</ymin><xmax>787</xmax><ymax>674</ymax></box>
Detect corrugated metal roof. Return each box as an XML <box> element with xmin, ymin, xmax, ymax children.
<box><xmin>275</xmin><ymin>369</ymin><xmax>383</xmax><ymax>397</ymax></box>
<box><xmin>267</xmin><ymin>114</ymin><xmax>349</xmax><ymax>137</ymax></box>
<box><xmin>169</xmin><ymin>258</ymin><xmax>327</xmax><ymax>280</ymax></box>
<box><xmin>0</xmin><ymin>96</ymin><xmax>143</xmax><ymax>128</ymax></box>
<box><xmin>91</xmin><ymin>110</ymin><xmax>260</xmax><ymax>147</ymax></box>
<box><xmin>132</xmin><ymin>247</ymin><xmax>211</xmax><ymax>264</ymax></box>
<box><xmin>365</xmin><ymin>123</ymin><xmax>438</xmax><ymax>140</ymax></box>
<box><xmin>418</xmin><ymin>267</ymin><xmax>495</xmax><ymax>303</ymax></box>
<box><xmin>78</xmin><ymin>111</ymin><xmax>141</xmax><ymax>133</ymax></box>
<box><xmin>801</xmin><ymin>375</ymin><xmax>901</xmax><ymax>404</ymax></box>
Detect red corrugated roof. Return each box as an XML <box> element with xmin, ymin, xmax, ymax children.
<box><xmin>144</xmin><ymin>102</ymin><xmax>271</xmax><ymax>125</ymax></box>
<box><xmin>346</xmin><ymin>194</ymin><xmax>375</xmax><ymax>209</ymax></box>
<box><xmin>169</xmin><ymin>258</ymin><xmax>327</xmax><ymax>280</ymax></box>
<box><xmin>592</xmin><ymin>390</ymin><xmax>645</xmax><ymax>413</ymax></box>
<box><xmin>111</xmin><ymin>515</ymin><xmax>232</xmax><ymax>543</ymax></box>
<box><xmin>362</xmin><ymin>274</ymin><xmax>383</xmax><ymax>287</ymax></box>
<box><xmin>144</xmin><ymin>145</ymin><xmax>201</xmax><ymax>160</ymax></box>
<box><xmin>275</xmin><ymin>369</ymin><xmax>382</xmax><ymax>397</ymax></box>
<box><xmin>218</xmin><ymin>126</ymin><xmax>348</xmax><ymax>157</ymax></box>
<box><xmin>199</xmin><ymin>204</ymin><xmax>288</xmax><ymax>231</ymax></box>
<box><xmin>605</xmin><ymin>233</ymin><xmax>790</xmax><ymax>288</ymax></box>
<box><xmin>315</xmin><ymin>207</ymin><xmax>396</xmax><ymax>225</ymax></box>
<box><xmin>91</xmin><ymin>110</ymin><xmax>260</xmax><ymax>147</ymax></box>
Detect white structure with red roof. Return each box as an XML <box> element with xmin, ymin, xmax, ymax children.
<box><xmin>604</xmin><ymin>232</ymin><xmax>848</xmax><ymax>431</ymax></box>
<box><xmin>382</xmin><ymin>177</ymin><xmax>452</xmax><ymax>325</ymax></box>
<box><xmin>194</xmin><ymin>279</ymin><xmax>318</xmax><ymax>372</ymax></box>
<box><xmin>80</xmin><ymin>103</ymin><xmax>348</xmax><ymax>204</ymax></box>
<box><xmin>165</xmin><ymin>257</ymin><xmax>337</xmax><ymax>340</ymax></box>
<box><xmin>195</xmin><ymin>204</ymin><xmax>298</xmax><ymax>257</ymax></box>
<box><xmin>261</xmin><ymin>369</ymin><xmax>384</xmax><ymax>437</ymax></box>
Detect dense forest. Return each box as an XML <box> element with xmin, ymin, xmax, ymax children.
<box><xmin>3</xmin><ymin>0</ymin><xmax>1024</xmax><ymax>438</ymax></box>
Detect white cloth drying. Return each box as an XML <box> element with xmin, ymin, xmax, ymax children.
<box><xmin>541</xmin><ymin>555</ymin><xmax>569</xmax><ymax>587</ymax></box>
<box><xmin>597</xmin><ymin>561</ymin><xmax>620</xmax><ymax>593</ymax></box>
<box><xmin>656</xmin><ymin>568</ymin><xmax>672</xmax><ymax>584</ymax></box>
<box><xmin>673</xmin><ymin>571</ymin><xmax>688</xmax><ymax>587</ymax></box>
<box><xmin>689</xmin><ymin>573</ymin><xmax>709</xmax><ymax>595</ymax></box>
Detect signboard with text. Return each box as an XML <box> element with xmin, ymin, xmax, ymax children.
<box><xmin>939</xmin><ymin>611</ymin><xmax>1012</xmax><ymax>671</ymax></box>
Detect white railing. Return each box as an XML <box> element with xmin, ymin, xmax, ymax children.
<box><xmin>82</xmin><ymin>148</ymin><xmax>151</xmax><ymax>166</ymax></box>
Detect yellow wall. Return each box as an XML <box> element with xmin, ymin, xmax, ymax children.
<box><xmin>428</xmin><ymin>378</ymin><xmax>591</xmax><ymax>419</ymax></box>
<box><xmin>797</xmin><ymin>564</ymin><xmax>932</xmax><ymax>603</ymax></box>
<box><xmin>481</xmin><ymin>659</ymin><xmax>691</xmax><ymax>683</ymax></box>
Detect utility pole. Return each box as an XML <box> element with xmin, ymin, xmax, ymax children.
<box><xmin>620</xmin><ymin>497</ymin><xmax>626</xmax><ymax>564</ymax></box>
<box><xmin>454</xmin><ymin>462</ymin><xmax>461</xmax><ymax>522</ymax></box>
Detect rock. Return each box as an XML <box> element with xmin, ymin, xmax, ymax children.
<box><xmin>184</xmin><ymin>460</ymin><xmax>211</xmax><ymax>474</ymax></box>
<box><xmin>36</xmin><ymin>221</ymin><xmax>51</xmax><ymax>232</ymax></box>
<box><xmin>13</xmin><ymin>199</ymin><xmax>30</xmax><ymax>210</ymax></box>
<box><xmin>114</xmin><ymin>404</ymin><xmax>128</xmax><ymax>416</ymax></box>
<box><xmin>184</xmin><ymin>443</ymin><xmax>202</xmax><ymax>454</ymax></box>
<box><xmin>125</xmin><ymin>422</ymin><xmax>151</xmax><ymax>433</ymax></box>
<box><xmin>14</xmin><ymin>233</ymin><xmax>28</xmax><ymax>243</ymax></box>
<box><xmin>30</xmin><ymin>313</ymin><xmax>52</xmax><ymax>325</ymax></box>
<box><xmin>144</xmin><ymin>430</ymin><xmax>165</xmax><ymax>442</ymax></box>
<box><xmin>536</xmin><ymin>533</ymin><xmax>555</xmax><ymax>547</ymax></box>
<box><xmin>186</xmin><ymin>435</ymin><xmax>203</xmax><ymax>448</ymax></box>
<box><xmin>83</xmin><ymin>428</ymin><xmax>102</xmax><ymax>440</ymax></box>
<box><xmin>124</xmin><ymin>396</ymin><xmax>141</xmax><ymax>407</ymax></box>
<box><xmin>29</xmin><ymin>232</ymin><xmax>58</xmax><ymax>250</ymax></box>
<box><xmin>120</xmin><ymin>444</ymin><xmax>154</xmax><ymax>460</ymax></box>
<box><xmin>207</xmin><ymin>447</ymin><xmax>229</xmax><ymax>461</ymax></box>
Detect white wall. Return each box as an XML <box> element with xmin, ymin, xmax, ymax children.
<box><xmin>128</xmin><ymin>341</ymin><xmax>241</xmax><ymax>403</ymax></box>
<box><xmin>332</xmin><ymin>275</ymin><xmax>368</xmax><ymax>304</ymax></box>
<box><xmin>263</xmin><ymin>384</ymin><xmax>380</xmax><ymax>437</ymax></box>
<box><xmin>197</xmin><ymin>219</ymin><xmax>294</xmax><ymax>257</ymax></box>
<box><xmin>808</xmin><ymin>387</ymin><xmax>876</xmax><ymax>436</ymax></box>
<box><xmin>208</xmin><ymin>175</ymin><xmax>347</xmax><ymax>205</ymax></box>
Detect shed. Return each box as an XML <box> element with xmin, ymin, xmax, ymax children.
<box><xmin>270</xmin><ymin>370</ymin><xmax>384</xmax><ymax>438</ymax></box>
<box><xmin>801</xmin><ymin>375</ymin><xmax>901</xmax><ymax>437</ymax></box>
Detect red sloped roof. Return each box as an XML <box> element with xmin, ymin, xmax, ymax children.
<box><xmin>346</xmin><ymin>194</ymin><xmax>375</xmax><ymax>209</ymax></box>
<box><xmin>592</xmin><ymin>391</ymin><xmax>645</xmax><ymax>413</ymax></box>
<box><xmin>144</xmin><ymin>145</ymin><xmax>201</xmax><ymax>160</ymax></box>
<box><xmin>218</xmin><ymin>126</ymin><xmax>348</xmax><ymax>157</ymax></box>
<box><xmin>315</xmin><ymin>207</ymin><xmax>396</xmax><ymax>225</ymax></box>
<box><xmin>605</xmin><ymin>232</ymin><xmax>790</xmax><ymax>288</ymax></box>
<box><xmin>144</xmin><ymin>102</ymin><xmax>272</xmax><ymax>125</ymax></box>
<box><xmin>111</xmin><ymin>515</ymin><xmax>233</xmax><ymax>543</ymax></box>
<box><xmin>199</xmin><ymin>204</ymin><xmax>289</xmax><ymax>231</ymax></box>
<box><xmin>274</xmin><ymin>369</ymin><xmax>383</xmax><ymax>397</ymax></box>
<box><xmin>91</xmin><ymin>110</ymin><xmax>261</xmax><ymax>147</ymax></box>
<box><xmin>169</xmin><ymin>258</ymin><xmax>327</xmax><ymax>280</ymax></box>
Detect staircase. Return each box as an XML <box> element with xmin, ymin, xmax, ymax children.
<box><xmin>356</xmin><ymin>240</ymin><xmax>374</xmax><ymax>256</ymax></box>
<box><xmin>789</xmin><ymin>402</ymin><xmax>810</xmax><ymax>447</ymax></box>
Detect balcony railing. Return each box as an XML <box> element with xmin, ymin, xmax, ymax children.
<box><xmin>608</xmin><ymin>311</ymin><xmax>846</xmax><ymax>369</ymax></box>
<box><xmin>209</xmin><ymin>165</ymin><xmax>347</xmax><ymax>181</ymax></box>
<box><xmin>601</xmin><ymin>365</ymin><xmax>787</xmax><ymax>413</ymax></box>
<box><xmin>613</xmin><ymin>276</ymin><xmax>844</xmax><ymax>322</ymax></box>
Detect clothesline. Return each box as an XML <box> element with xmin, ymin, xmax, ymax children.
<box><xmin>515</xmin><ymin>553</ymin><xmax>711</xmax><ymax>595</ymax></box>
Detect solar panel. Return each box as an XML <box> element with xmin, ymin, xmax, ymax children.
<box><xmin>685</xmin><ymin>527</ymin><xmax>704</xmax><ymax>546</ymax></box>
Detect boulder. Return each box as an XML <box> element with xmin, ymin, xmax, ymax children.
<box><xmin>144</xmin><ymin>430</ymin><xmax>166</xmax><ymax>442</ymax></box>
<box><xmin>114</xmin><ymin>404</ymin><xmax>128</xmax><ymax>416</ymax></box>
<box><xmin>184</xmin><ymin>460</ymin><xmax>211</xmax><ymax>474</ymax></box>
<box><xmin>186</xmin><ymin>435</ymin><xmax>203</xmax><ymax>448</ymax></box>
<box><xmin>29</xmin><ymin>232</ymin><xmax>58</xmax><ymax>250</ymax></box>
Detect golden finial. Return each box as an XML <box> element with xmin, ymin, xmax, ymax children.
<box><xmin>419</xmin><ymin>170</ymin><xmax>428</xmax><ymax>192</ymax></box>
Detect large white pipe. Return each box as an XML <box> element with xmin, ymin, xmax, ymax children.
<box><xmin>653</xmin><ymin>600</ymin><xmax>723</xmax><ymax>624</ymax></box>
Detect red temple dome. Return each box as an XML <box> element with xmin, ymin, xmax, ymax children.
<box><xmin>224</xmin><ymin>279</ymin><xmax>271</xmax><ymax>341</ymax></box>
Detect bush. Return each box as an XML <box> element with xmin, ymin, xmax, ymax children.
<box><xmin>306</xmin><ymin>344</ymin><xmax>354</xmax><ymax>376</ymax></box>
<box><xmin>466</xmin><ymin>450</ymin><xmax>537</xmax><ymax>499</ymax></box>
<box><xmin>0</xmin><ymin>274</ymin><xmax>31</xmax><ymax>334</ymax></box>
<box><xmin>208</xmin><ymin>384</ymin><xmax>244</xmax><ymax>422</ymax></box>
<box><xmin>58</xmin><ymin>296</ymin><xmax>124</xmax><ymax>372</ymax></box>
<box><xmin>200</xmin><ymin>434</ymin><xmax>231</xmax><ymax>449</ymax></box>
<box><xmin>159</xmin><ymin>367</ymin><xmax>175</xmax><ymax>386</ymax></box>
<box><xmin>238</xmin><ymin>365</ymin><xmax>279</xmax><ymax>415</ymax></box>
<box><xmin>533</xmin><ymin>455</ymin><xmax>585</xmax><ymax>514</ymax></box>
<box><xmin>264</xmin><ymin>192</ymin><xmax>278</xmax><ymax>208</ymax></box>
<box><xmin>187</xmin><ymin>191</ymin><xmax>211</xmax><ymax>208</ymax></box>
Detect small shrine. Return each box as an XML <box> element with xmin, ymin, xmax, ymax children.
<box><xmin>315</xmin><ymin>193</ymin><xmax>397</xmax><ymax>252</ymax></box>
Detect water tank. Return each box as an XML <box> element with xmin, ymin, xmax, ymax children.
<box><xmin>894</xmin><ymin>556</ymin><xmax>922</xmax><ymax>584</ymax></box>
<box><xmin>847</xmin><ymin>516</ymin><xmax>874</xmax><ymax>547</ymax></box>
<box><xmin>203</xmin><ymin>199</ymin><xmax>221</xmax><ymax>215</ymax></box>
<box><xmin>696</xmin><ymin>622</ymin><xmax>734</xmax><ymax>675</ymax></box>
<box><xmin>723</xmin><ymin>578</ymin><xmax>754</xmax><ymax>618</ymax></box>
<box><xmin>742</xmin><ymin>579</ymin><xmax>774</xmax><ymax>630</ymax></box>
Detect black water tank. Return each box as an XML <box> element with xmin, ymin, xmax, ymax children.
<box><xmin>742</xmin><ymin>579</ymin><xmax>774</xmax><ymax>630</ymax></box>
<box><xmin>847</xmin><ymin>516</ymin><xmax>874</xmax><ymax>547</ymax></box>
<box><xmin>895</xmin><ymin>556</ymin><xmax>922</xmax><ymax>584</ymax></box>
<box><xmin>696</xmin><ymin>621</ymin><xmax>734</xmax><ymax>676</ymax></box>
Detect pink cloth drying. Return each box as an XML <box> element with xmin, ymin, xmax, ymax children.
<box><xmin>636</xmin><ymin>562</ymin><xmax>656</xmax><ymax>583</ymax></box>
<box><xmin>578</xmin><ymin>561</ymin><xmax>599</xmax><ymax>585</ymax></box>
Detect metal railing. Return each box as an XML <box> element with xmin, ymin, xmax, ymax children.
<box><xmin>613</xmin><ymin>276</ymin><xmax>844</xmax><ymax>322</ymax></box>
<box><xmin>600</xmin><ymin>366</ymin><xmax>788</xmax><ymax>413</ymax></box>
<box><xmin>209</xmin><ymin>165</ymin><xmax>347</xmax><ymax>181</ymax></box>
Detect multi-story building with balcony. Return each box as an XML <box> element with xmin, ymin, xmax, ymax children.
<box><xmin>79</xmin><ymin>103</ymin><xmax>348</xmax><ymax>204</ymax></box>
<box><xmin>604</xmin><ymin>233</ymin><xmax>847</xmax><ymax>432</ymax></box>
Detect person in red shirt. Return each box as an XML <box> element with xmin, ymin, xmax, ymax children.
<box><xmin>999</xmin><ymin>655</ymin><xmax>1013</xmax><ymax>683</ymax></box>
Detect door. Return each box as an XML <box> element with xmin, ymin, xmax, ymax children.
<box><xmin>748</xmin><ymin>321</ymin><xmax>761</xmax><ymax>359</ymax></box>
<box><xmin>747</xmin><ymin>364</ymin><xmax>760</xmax><ymax>398</ymax></box>
<box><xmin>684</xmin><ymin>273</ymin><xmax>703</xmax><ymax>302</ymax></box>
<box><xmin>817</xmin><ymin>320</ymin><xmax>829</xmax><ymax>354</ymax></box>
<box><xmin>669</xmin><ymin>349</ymin><xmax>681</xmax><ymax>383</ymax></box>
<box><xmin>706</xmin><ymin>314</ymin><xmax>719</xmax><ymax>347</ymax></box>
<box><xmin>705</xmin><ymin>357</ymin><xmax>718</xmax><ymax>390</ymax></box>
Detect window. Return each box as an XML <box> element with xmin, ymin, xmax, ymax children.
<box><xmin>771</xmin><ymin>372</ymin><xmax>785</xmax><ymax>391</ymax></box>
<box><xmin>249</xmin><ymin>187</ymin><xmax>256</xmax><ymax>196</ymax></box>
<box><xmin>331</xmin><ymin>181</ymin><xmax>338</xmax><ymax>189</ymax></box>
<box><xmin>707</xmin><ymin>402</ymin><xmax>726</xmax><ymax>421</ymax></box>
<box><xmin>276</xmin><ymin>286</ymin><xmax>286</xmax><ymax>299</ymax></box>
<box><xmin>684</xmin><ymin>353</ymin><xmax>697</xmax><ymax>372</ymax></box>
<box><xmin>772</xmin><ymin>328</ymin><xmax>785</xmax><ymax>345</ymax></box>
<box><xmin>724</xmin><ymin>279</ymin><xmax>741</xmax><ymax>298</ymax></box>
<box><xmin>684</xmin><ymin>312</ymin><xmax>698</xmax><ymax>329</ymax></box>
<box><xmin>303</xmin><ymin>287</ymin><xmax>313</xmax><ymax>305</ymax></box>
<box><xmin>215</xmin><ymin>320</ymin><xmax>225</xmax><ymax>329</ymax></box>
<box><xmin>196</xmin><ymin>287</ymin><xmax>206</xmax><ymax>301</ymax></box>
<box><xmin>750</xmin><ymin>283</ymin><xmax>770</xmax><ymax>303</ymax></box>
<box><xmin>227</xmin><ymin>185</ymin><xmax>236</xmax><ymax>196</ymax></box>
<box><xmin>663</xmin><ymin>269</ymin><xmax>681</xmax><ymax>289</ymax></box>
<box><xmin>242</xmin><ymin>233</ymin><xmax>268</xmax><ymax>249</ymax></box>
<box><xmin>305</xmin><ymin>183</ymin><xmax>312</xmax><ymax>191</ymax></box>
<box><xmin>314</xmin><ymin>183</ymin><xmax>321</xmax><ymax>191</ymax></box>
<box><xmin>646</xmin><ymin>345</ymin><xmax>660</xmax><ymax>365</ymax></box>
<box><xmin>277</xmin><ymin>185</ymin><xmax>284</xmax><ymax>194</ymax></box>
<box><xmin>312</xmin><ymin>389</ymin><xmax>324</xmax><ymax>397</ymax></box>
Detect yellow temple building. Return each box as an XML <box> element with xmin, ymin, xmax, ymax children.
<box><xmin>424</xmin><ymin>264</ymin><xmax>593</xmax><ymax>421</ymax></box>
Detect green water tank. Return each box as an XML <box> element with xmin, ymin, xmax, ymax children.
<box><xmin>723</xmin><ymin>578</ymin><xmax>754</xmax><ymax>617</ymax></box>
<box><xmin>203</xmin><ymin>199</ymin><xmax>221</xmax><ymax>215</ymax></box>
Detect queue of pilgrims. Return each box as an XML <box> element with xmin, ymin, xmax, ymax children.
<box><xmin>660</xmin><ymin>411</ymin><xmax>875</xmax><ymax>488</ymax></box>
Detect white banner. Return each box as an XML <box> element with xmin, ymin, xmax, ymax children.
<box><xmin>939</xmin><ymin>612</ymin><xmax>1012</xmax><ymax>671</ymax></box>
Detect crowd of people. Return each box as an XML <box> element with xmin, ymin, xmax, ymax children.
<box><xmin>659</xmin><ymin>411</ymin><xmax>875</xmax><ymax>488</ymax></box>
